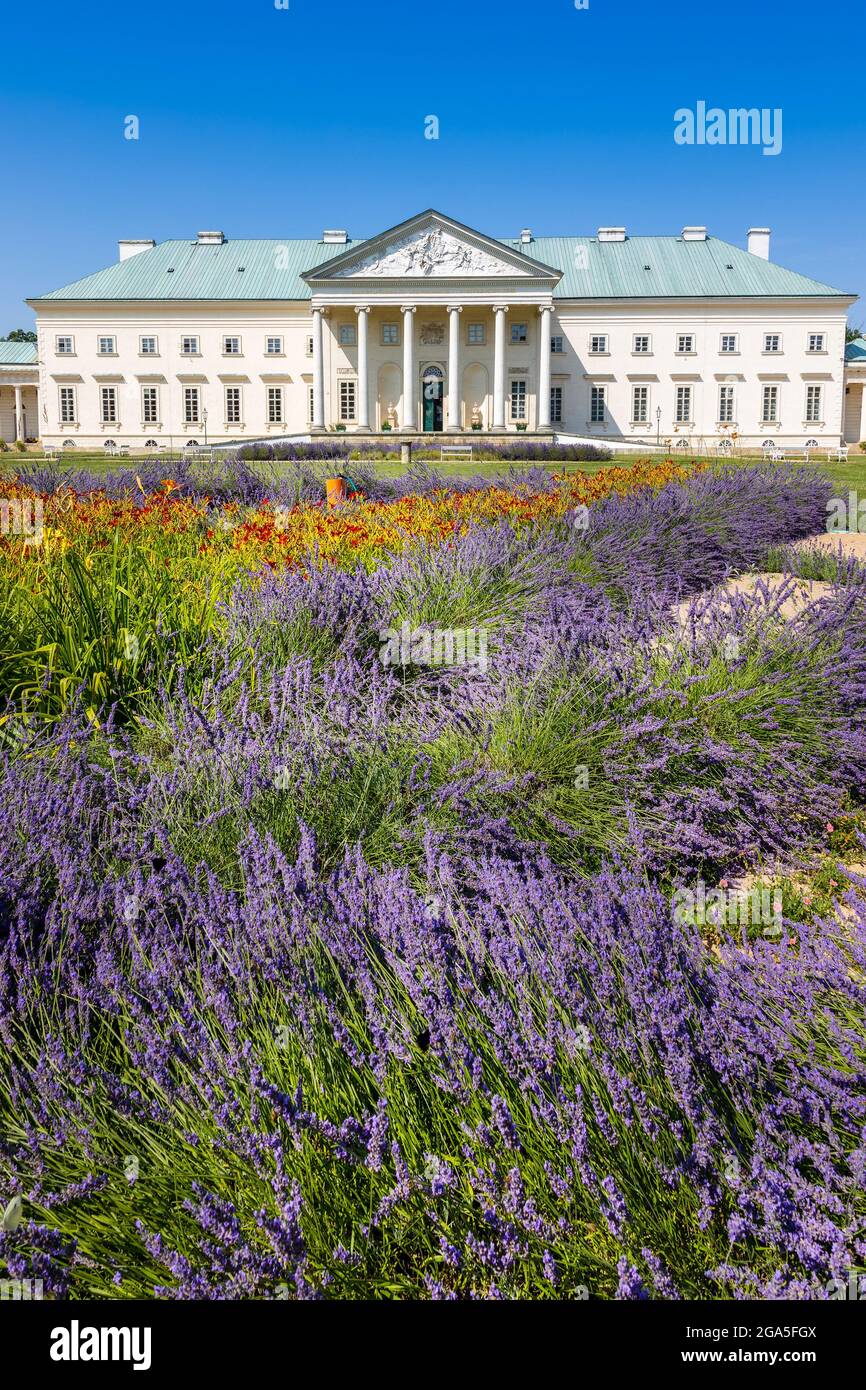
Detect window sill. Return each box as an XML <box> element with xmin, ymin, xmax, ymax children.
<box><xmin>138</xmin><ymin>354</ymin><xmax>161</xmax><ymax>359</ymax></box>
<box><xmin>631</xmin><ymin>352</ymin><xmax>653</xmax><ymax>358</ymax></box>
<box><xmin>675</xmin><ymin>351</ymin><xmax>697</xmax><ymax>357</ymax></box>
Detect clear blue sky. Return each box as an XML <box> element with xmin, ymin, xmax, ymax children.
<box><xmin>2</xmin><ymin>0</ymin><xmax>863</xmax><ymax>333</ymax></box>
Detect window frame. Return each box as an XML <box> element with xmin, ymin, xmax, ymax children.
<box><xmin>590</xmin><ymin>384</ymin><xmax>606</xmax><ymax>423</ymax></box>
<box><xmin>183</xmin><ymin>385</ymin><xmax>201</xmax><ymax>424</ymax></box>
<box><xmin>267</xmin><ymin>385</ymin><xmax>284</xmax><ymax>424</ymax></box>
<box><xmin>338</xmin><ymin>324</ymin><xmax>357</xmax><ymax>348</ymax></box>
<box><xmin>265</xmin><ymin>335</ymin><xmax>283</xmax><ymax>356</ymax></box>
<box><xmin>467</xmin><ymin>322</ymin><xmax>486</xmax><ymax>346</ymax></box>
<box><xmin>510</xmin><ymin>322</ymin><xmax>528</xmax><ymax>345</ymax></box>
<box><xmin>381</xmin><ymin>323</ymin><xmax>400</xmax><ymax>346</ymax></box>
<box><xmin>509</xmin><ymin>378</ymin><xmax>527</xmax><ymax>421</ymax></box>
<box><xmin>762</xmin><ymin>333</ymin><xmax>782</xmax><ymax>354</ymax></box>
<box><xmin>719</xmin><ymin>333</ymin><xmax>739</xmax><ymax>354</ymax></box>
<box><xmin>97</xmin><ymin>335</ymin><xmax>117</xmax><ymax>356</ymax></box>
<box><xmin>222</xmin><ymin>335</ymin><xmax>242</xmax><ymax>357</ymax></box>
<box><xmin>99</xmin><ymin>385</ymin><xmax>118</xmax><ymax>424</ymax></box>
<box><xmin>631</xmin><ymin>384</ymin><xmax>649</xmax><ymax>424</ymax></box>
<box><xmin>761</xmin><ymin>384</ymin><xmax>779</xmax><ymax>422</ymax></box>
<box><xmin>632</xmin><ymin>334</ymin><xmax>651</xmax><ymax>355</ymax></box>
<box><xmin>141</xmin><ymin>385</ymin><xmax>160</xmax><ymax>425</ymax></box>
<box><xmin>58</xmin><ymin>384</ymin><xmax>77</xmax><ymax>422</ymax></box>
<box><xmin>55</xmin><ymin>335</ymin><xmax>74</xmax><ymax>356</ymax></box>
<box><xmin>224</xmin><ymin>384</ymin><xmax>242</xmax><ymax>426</ymax></box>
<box><xmin>805</xmin><ymin>384</ymin><xmax>823</xmax><ymax>422</ymax></box>
<box><xmin>139</xmin><ymin>335</ymin><xmax>158</xmax><ymax>356</ymax></box>
<box><xmin>180</xmin><ymin>335</ymin><xmax>200</xmax><ymax>356</ymax></box>
<box><xmin>550</xmin><ymin>334</ymin><xmax>564</xmax><ymax>355</ymax></box>
<box><xmin>718</xmin><ymin>384</ymin><xmax>735</xmax><ymax>423</ymax></box>
<box><xmin>676</xmin><ymin>333</ymin><xmax>695</xmax><ymax>355</ymax></box>
<box><xmin>589</xmin><ymin>333</ymin><xmax>608</xmax><ymax>355</ymax></box>
<box><xmin>807</xmin><ymin>333</ymin><xmax>826</xmax><ymax>354</ymax></box>
<box><xmin>339</xmin><ymin>377</ymin><xmax>357</xmax><ymax>422</ymax></box>
<box><xmin>675</xmin><ymin>384</ymin><xmax>693</xmax><ymax>423</ymax></box>
<box><xmin>550</xmin><ymin>384</ymin><xmax>563</xmax><ymax>424</ymax></box>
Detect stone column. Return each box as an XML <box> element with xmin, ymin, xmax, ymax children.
<box><xmin>311</xmin><ymin>307</ymin><xmax>326</xmax><ymax>433</ymax></box>
<box><xmin>537</xmin><ymin>306</ymin><xmax>553</xmax><ymax>433</ymax></box>
<box><xmin>400</xmin><ymin>306</ymin><xmax>416</xmax><ymax>432</ymax></box>
<box><xmin>492</xmin><ymin>305</ymin><xmax>508</xmax><ymax>432</ymax></box>
<box><xmin>14</xmin><ymin>384</ymin><xmax>24</xmax><ymax>442</ymax></box>
<box><xmin>355</xmin><ymin>306</ymin><xmax>371</xmax><ymax>432</ymax></box>
<box><xmin>446</xmin><ymin>306</ymin><xmax>463</xmax><ymax>431</ymax></box>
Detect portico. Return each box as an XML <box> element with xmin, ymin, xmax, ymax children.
<box><xmin>302</xmin><ymin>211</ymin><xmax>561</xmax><ymax>435</ymax></box>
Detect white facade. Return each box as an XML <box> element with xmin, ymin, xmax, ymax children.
<box><xmin>23</xmin><ymin>211</ymin><xmax>863</xmax><ymax>451</ymax></box>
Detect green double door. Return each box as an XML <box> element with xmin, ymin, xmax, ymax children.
<box><xmin>422</xmin><ymin>375</ymin><xmax>444</xmax><ymax>432</ymax></box>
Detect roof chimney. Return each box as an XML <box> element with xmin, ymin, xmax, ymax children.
<box><xmin>520</xmin><ymin>228</ymin><xmax>532</xmax><ymax>244</ymax></box>
<box><xmin>323</xmin><ymin>229</ymin><xmax>349</xmax><ymax>244</ymax></box>
<box><xmin>196</xmin><ymin>230</ymin><xmax>225</xmax><ymax>245</ymax></box>
<box><xmin>747</xmin><ymin>227</ymin><xmax>770</xmax><ymax>260</ymax></box>
<box><xmin>118</xmin><ymin>239</ymin><xmax>155</xmax><ymax>262</ymax></box>
<box><xmin>597</xmin><ymin>227</ymin><xmax>626</xmax><ymax>242</ymax></box>
<box><xmin>681</xmin><ymin>226</ymin><xmax>707</xmax><ymax>241</ymax></box>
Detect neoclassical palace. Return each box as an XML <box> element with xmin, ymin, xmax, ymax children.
<box><xmin>2</xmin><ymin>209</ymin><xmax>864</xmax><ymax>449</ymax></box>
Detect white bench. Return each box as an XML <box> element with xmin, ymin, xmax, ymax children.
<box><xmin>829</xmin><ymin>446</ymin><xmax>849</xmax><ymax>462</ymax></box>
<box><xmin>440</xmin><ymin>445</ymin><xmax>473</xmax><ymax>463</ymax></box>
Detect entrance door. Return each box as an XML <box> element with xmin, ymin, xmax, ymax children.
<box><xmin>422</xmin><ymin>368</ymin><xmax>444</xmax><ymax>432</ymax></box>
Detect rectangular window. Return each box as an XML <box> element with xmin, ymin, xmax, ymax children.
<box><xmin>59</xmin><ymin>385</ymin><xmax>76</xmax><ymax>422</ymax></box>
<box><xmin>223</xmin><ymin>336</ymin><xmax>241</xmax><ymax>355</ymax></box>
<box><xmin>550</xmin><ymin>385</ymin><xmax>563</xmax><ymax>424</ymax></box>
<box><xmin>98</xmin><ymin>335</ymin><xmax>116</xmax><ymax>355</ymax></box>
<box><xmin>266</xmin><ymin>336</ymin><xmax>283</xmax><ymax>355</ymax></box>
<box><xmin>339</xmin><ymin>324</ymin><xmax>357</xmax><ymax>347</ymax></box>
<box><xmin>183</xmin><ymin>386</ymin><xmax>200</xmax><ymax>423</ymax></box>
<box><xmin>141</xmin><ymin>386</ymin><xmax>159</xmax><ymax>424</ymax></box>
<box><xmin>551</xmin><ymin>335</ymin><xmax>564</xmax><ymax>354</ymax></box>
<box><xmin>511</xmin><ymin>322</ymin><xmax>527</xmax><ymax>344</ymax></box>
<box><xmin>382</xmin><ymin>323</ymin><xmax>399</xmax><ymax>345</ymax></box>
<box><xmin>632</xmin><ymin>334</ymin><xmax>650</xmax><ymax>354</ymax></box>
<box><xmin>718</xmin><ymin>384</ymin><xmax>735</xmax><ymax>423</ymax></box>
<box><xmin>631</xmin><ymin>385</ymin><xmax>649</xmax><ymax>423</ymax></box>
<box><xmin>56</xmin><ymin>336</ymin><xmax>74</xmax><ymax>355</ymax></box>
<box><xmin>100</xmin><ymin>386</ymin><xmax>118</xmax><ymax>423</ymax></box>
<box><xmin>181</xmin><ymin>336</ymin><xmax>199</xmax><ymax>355</ymax></box>
<box><xmin>509</xmin><ymin>379</ymin><xmax>527</xmax><ymax>420</ymax></box>
<box><xmin>467</xmin><ymin>322</ymin><xmax>485</xmax><ymax>345</ymax></box>
<box><xmin>675</xmin><ymin>385</ymin><xmax>692</xmax><ymax>422</ymax></box>
<box><xmin>763</xmin><ymin>333</ymin><xmax>781</xmax><ymax>353</ymax></box>
<box><xmin>225</xmin><ymin>386</ymin><xmax>242</xmax><ymax>424</ymax></box>
<box><xmin>590</xmin><ymin>385</ymin><xmax>606</xmax><ymax>422</ymax></box>
<box><xmin>140</xmin><ymin>336</ymin><xmax>158</xmax><ymax>355</ymax></box>
<box><xmin>590</xmin><ymin>334</ymin><xmax>607</xmax><ymax>354</ymax></box>
<box><xmin>719</xmin><ymin>334</ymin><xmax>738</xmax><ymax>353</ymax></box>
<box><xmin>305</xmin><ymin>335</ymin><xmax>314</xmax><ymax>357</ymax></box>
<box><xmin>339</xmin><ymin>379</ymin><xmax>356</xmax><ymax>422</ymax></box>
<box><xmin>805</xmin><ymin>385</ymin><xmax>823</xmax><ymax>422</ymax></box>
<box><xmin>677</xmin><ymin>334</ymin><xmax>695</xmax><ymax>353</ymax></box>
<box><xmin>307</xmin><ymin>385</ymin><xmax>315</xmax><ymax>422</ymax></box>
<box><xmin>808</xmin><ymin>333</ymin><xmax>825</xmax><ymax>353</ymax></box>
<box><xmin>761</xmin><ymin>384</ymin><xmax>779</xmax><ymax>422</ymax></box>
<box><xmin>267</xmin><ymin>386</ymin><xmax>284</xmax><ymax>424</ymax></box>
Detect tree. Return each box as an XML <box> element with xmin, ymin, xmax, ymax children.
<box><xmin>2</xmin><ymin>328</ymin><xmax>37</xmax><ymax>343</ymax></box>
<box><xmin>846</xmin><ymin>325</ymin><xmax>864</xmax><ymax>344</ymax></box>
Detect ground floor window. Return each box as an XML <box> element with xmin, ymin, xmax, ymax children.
<box><xmin>339</xmin><ymin>379</ymin><xmax>356</xmax><ymax>422</ymax></box>
<box><xmin>183</xmin><ymin>387</ymin><xmax>200</xmax><ymax>424</ymax></box>
<box><xmin>307</xmin><ymin>385</ymin><xmax>315</xmax><ymax>423</ymax></box>
<box><xmin>761</xmin><ymin>385</ymin><xmax>779</xmax><ymax>423</ymax></box>
<box><xmin>142</xmin><ymin>386</ymin><xmax>159</xmax><ymax>424</ymax></box>
<box><xmin>225</xmin><ymin>386</ymin><xmax>242</xmax><ymax>425</ymax></box>
<box><xmin>100</xmin><ymin>386</ymin><xmax>118</xmax><ymax>423</ymax></box>
<box><xmin>550</xmin><ymin>385</ymin><xmax>563</xmax><ymax>424</ymax></box>
<box><xmin>718</xmin><ymin>385</ymin><xmax>735</xmax><ymax>423</ymax></box>
<box><xmin>675</xmin><ymin>385</ymin><xmax>692</xmax><ymax>423</ymax></box>
<box><xmin>631</xmin><ymin>385</ymin><xmax>649</xmax><ymax>423</ymax></box>
<box><xmin>268</xmin><ymin>387</ymin><xmax>284</xmax><ymax>424</ymax></box>
<box><xmin>805</xmin><ymin>385</ymin><xmax>822</xmax><ymax>422</ymax></box>
<box><xmin>510</xmin><ymin>379</ymin><xmax>526</xmax><ymax>421</ymax></box>
<box><xmin>590</xmin><ymin>385</ymin><xmax>606</xmax><ymax>423</ymax></box>
<box><xmin>59</xmin><ymin>386</ymin><xmax>77</xmax><ymax>423</ymax></box>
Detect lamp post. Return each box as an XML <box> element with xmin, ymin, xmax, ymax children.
<box><xmin>656</xmin><ymin>406</ymin><xmax>661</xmax><ymax>448</ymax></box>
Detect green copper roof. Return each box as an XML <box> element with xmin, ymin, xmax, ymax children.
<box><xmin>846</xmin><ymin>337</ymin><xmax>866</xmax><ymax>363</ymax></box>
<box><xmin>31</xmin><ymin>232</ymin><xmax>850</xmax><ymax>304</ymax></box>
<box><xmin>0</xmin><ymin>339</ymin><xmax>38</xmax><ymax>364</ymax></box>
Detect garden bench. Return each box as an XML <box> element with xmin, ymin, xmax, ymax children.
<box><xmin>440</xmin><ymin>445</ymin><xmax>473</xmax><ymax>463</ymax></box>
<box><xmin>829</xmin><ymin>446</ymin><xmax>849</xmax><ymax>462</ymax></box>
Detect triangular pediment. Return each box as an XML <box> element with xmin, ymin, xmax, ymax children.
<box><xmin>302</xmin><ymin>211</ymin><xmax>561</xmax><ymax>284</ymax></box>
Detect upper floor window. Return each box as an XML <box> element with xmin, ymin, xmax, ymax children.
<box><xmin>140</xmin><ymin>336</ymin><xmax>158</xmax><ymax>355</ymax></box>
<box><xmin>632</xmin><ymin>334</ymin><xmax>651</xmax><ymax>354</ymax></box>
<box><xmin>98</xmin><ymin>335</ymin><xmax>116</xmax><ymax>355</ymax></box>
<box><xmin>339</xmin><ymin>324</ymin><xmax>357</xmax><ymax>347</ymax></box>
<box><xmin>676</xmin><ymin>333</ymin><xmax>695</xmax><ymax>353</ymax></box>
<box><xmin>266</xmin><ymin>336</ymin><xmax>283</xmax><ymax>355</ymax></box>
<box><xmin>589</xmin><ymin>334</ymin><xmax>608</xmax><ymax>354</ymax></box>
<box><xmin>56</xmin><ymin>335</ymin><xmax>74</xmax><ymax>355</ymax></box>
<box><xmin>223</xmin><ymin>336</ymin><xmax>241</xmax><ymax>355</ymax></box>
<box><xmin>181</xmin><ymin>335</ymin><xmax>200</xmax><ymax>355</ymax></box>
<box><xmin>807</xmin><ymin>333</ymin><xmax>826</xmax><ymax>353</ymax></box>
<box><xmin>381</xmin><ymin>323</ymin><xmax>399</xmax><ymax>345</ymax></box>
<box><xmin>763</xmin><ymin>333</ymin><xmax>782</xmax><ymax>353</ymax></box>
<box><xmin>719</xmin><ymin>333</ymin><xmax>738</xmax><ymax>353</ymax></box>
<box><xmin>467</xmin><ymin>322</ymin><xmax>485</xmax><ymax>345</ymax></box>
<box><xmin>551</xmin><ymin>335</ymin><xmax>564</xmax><ymax>354</ymax></box>
<box><xmin>511</xmin><ymin>322</ymin><xmax>527</xmax><ymax>344</ymax></box>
